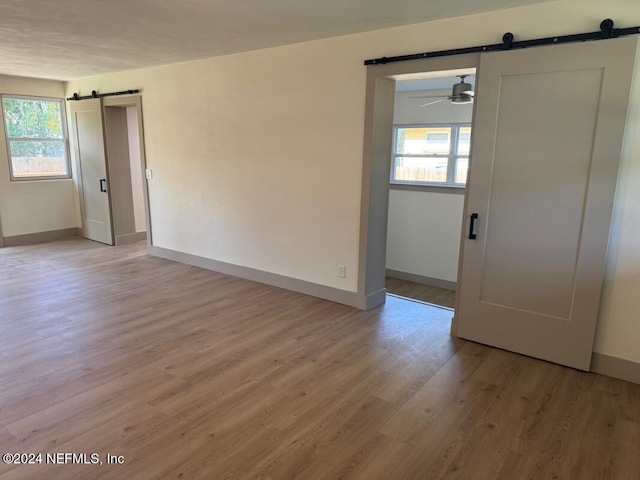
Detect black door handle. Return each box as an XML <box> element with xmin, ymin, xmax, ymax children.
<box><xmin>99</xmin><ymin>178</ymin><xmax>107</xmax><ymax>193</ymax></box>
<box><xmin>469</xmin><ymin>213</ymin><xmax>478</xmax><ymax>240</ymax></box>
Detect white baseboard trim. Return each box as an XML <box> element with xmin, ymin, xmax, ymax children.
<box><xmin>591</xmin><ymin>352</ymin><xmax>640</xmax><ymax>385</ymax></box>
<box><xmin>149</xmin><ymin>245</ymin><xmax>359</xmax><ymax>308</ymax></box>
<box><xmin>386</xmin><ymin>269</ymin><xmax>457</xmax><ymax>290</ymax></box>
<box><xmin>3</xmin><ymin>227</ymin><xmax>80</xmax><ymax>247</ymax></box>
<box><xmin>116</xmin><ymin>231</ymin><xmax>147</xmax><ymax>246</ymax></box>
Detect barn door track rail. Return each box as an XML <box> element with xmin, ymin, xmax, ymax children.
<box><xmin>66</xmin><ymin>89</ymin><xmax>140</xmax><ymax>101</ymax></box>
<box><xmin>364</xmin><ymin>19</ymin><xmax>640</xmax><ymax>66</ymax></box>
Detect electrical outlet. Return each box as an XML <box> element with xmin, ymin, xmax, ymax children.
<box><xmin>145</xmin><ymin>168</ymin><xmax>153</xmax><ymax>179</ymax></box>
<box><xmin>338</xmin><ymin>264</ymin><xmax>346</xmax><ymax>278</ymax></box>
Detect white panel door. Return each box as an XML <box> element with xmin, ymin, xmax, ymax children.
<box><xmin>70</xmin><ymin>99</ymin><xmax>113</xmax><ymax>245</ymax></box>
<box><xmin>457</xmin><ymin>37</ymin><xmax>638</xmax><ymax>370</ymax></box>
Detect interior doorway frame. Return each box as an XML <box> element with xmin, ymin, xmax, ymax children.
<box><xmin>356</xmin><ymin>54</ymin><xmax>480</xmax><ymax>316</ymax></box>
<box><xmin>101</xmin><ymin>95</ymin><xmax>153</xmax><ymax>249</ymax></box>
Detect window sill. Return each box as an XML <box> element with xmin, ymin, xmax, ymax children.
<box><xmin>10</xmin><ymin>176</ymin><xmax>72</xmax><ymax>183</ymax></box>
<box><xmin>389</xmin><ymin>182</ymin><xmax>466</xmax><ymax>194</ymax></box>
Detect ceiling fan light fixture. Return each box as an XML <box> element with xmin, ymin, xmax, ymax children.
<box><xmin>451</xmin><ymin>95</ymin><xmax>472</xmax><ymax>104</ymax></box>
<box><xmin>413</xmin><ymin>74</ymin><xmax>475</xmax><ymax>107</ymax></box>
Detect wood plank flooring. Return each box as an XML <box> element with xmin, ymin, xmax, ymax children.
<box><xmin>0</xmin><ymin>239</ymin><xmax>638</xmax><ymax>479</ymax></box>
<box><xmin>385</xmin><ymin>277</ymin><xmax>456</xmax><ymax>309</ymax></box>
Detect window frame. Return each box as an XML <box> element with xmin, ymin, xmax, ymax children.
<box><xmin>390</xmin><ymin>122</ymin><xmax>471</xmax><ymax>189</ymax></box>
<box><xmin>1</xmin><ymin>94</ymin><xmax>71</xmax><ymax>182</ymax></box>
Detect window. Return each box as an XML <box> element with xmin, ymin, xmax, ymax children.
<box><xmin>2</xmin><ymin>95</ymin><xmax>70</xmax><ymax>180</ymax></box>
<box><xmin>391</xmin><ymin>124</ymin><xmax>471</xmax><ymax>187</ymax></box>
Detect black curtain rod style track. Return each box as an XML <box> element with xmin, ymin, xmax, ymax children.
<box><xmin>364</xmin><ymin>19</ymin><xmax>640</xmax><ymax>66</ymax></box>
<box><xmin>66</xmin><ymin>89</ymin><xmax>140</xmax><ymax>101</ymax></box>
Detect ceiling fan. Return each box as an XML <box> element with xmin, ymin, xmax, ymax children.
<box><xmin>410</xmin><ymin>75</ymin><xmax>474</xmax><ymax>107</ymax></box>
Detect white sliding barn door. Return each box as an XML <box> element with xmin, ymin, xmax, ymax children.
<box><xmin>70</xmin><ymin>98</ymin><xmax>114</xmax><ymax>245</ymax></box>
<box><xmin>456</xmin><ymin>37</ymin><xmax>638</xmax><ymax>370</ymax></box>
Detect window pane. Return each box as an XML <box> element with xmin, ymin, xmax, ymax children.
<box><xmin>9</xmin><ymin>141</ymin><xmax>68</xmax><ymax>178</ymax></box>
<box><xmin>455</xmin><ymin>156</ymin><xmax>469</xmax><ymax>184</ymax></box>
<box><xmin>2</xmin><ymin>98</ymin><xmax>64</xmax><ymax>139</ymax></box>
<box><xmin>457</xmin><ymin>126</ymin><xmax>471</xmax><ymax>155</ymax></box>
<box><xmin>394</xmin><ymin>156</ymin><xmax>448</xmax><ymax>183</ymax></box>
<box><xmin>396</xmin><ymin>127</ymin><xmax>451</xmax><ymax>155</ymax></box>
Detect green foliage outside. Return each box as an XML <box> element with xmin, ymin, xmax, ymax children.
<box><xmin>2</xmin><ymin>98</ymin><xmax>65</xmax><ymax>157</ymax></box>
<box><xmin>396</xmin><ymin>129</ymin><xmax>406</xmax><ymax>154</ymax></box>
<box><xmin>395</xmin><ymin>129</ymin><xmax>406</xmax><ymax>167</ymax></box>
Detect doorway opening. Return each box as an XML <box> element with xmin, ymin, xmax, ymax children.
<box><xmin>71</xmin><ymin>95</ymin><xmax>151</xmax><ymax>247</ymax></box>
<box><xmin>103</xmin><ymin>100</ymin><xmax>149</xmax><ymax>246</ymax></box>
<box><xmin>356</xmin><ymin>53</ymin><xmax>479</xmax><ymax>312</ymax></box>
<box><xmin>385</xmin><ymin>71</ymin><xmax>475</xmax><ymax>309</ymax></box>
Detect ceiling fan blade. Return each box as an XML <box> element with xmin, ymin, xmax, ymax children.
<box><xmin>420</xmin><ymin>98</ymin><xmax>447</xmax><ymax>107</ymax></box>
<box><xmin>463</xmin><ymin>90</ymin><xmax>474</xmax><ymax>96</ymax></box>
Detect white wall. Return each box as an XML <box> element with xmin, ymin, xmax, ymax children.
<box><xmin>387</xmin><ymin>189</ymin><xmax>465</xmax><ymax>283</ymax></box>
<box><xmin>65</xmin><ymin>0</ymin><xmax>640</xmax><ymax>363</ymax></box>
<box><xmin>126</xmin><ymin>107</ymin><xmax>146</xmax><ymax>233</ymax></box>
<box><xmin>386</xmin><ymin>89</ymin><xmax>472</xmax><ymax>283</ymax></box>
<box><xmin>0</xmin><ymin>75</ymin><xmax>78</xmax><ymax>238</ymax></box>
<box><xmin>596</xmin><ymin>41</ymin><xmax>640</xmax><ymax>363</ymax></box>
<box><xmin>394</xmin><ymin>89</ymin><xmax>474</xmax><ymax>125</ymax></box>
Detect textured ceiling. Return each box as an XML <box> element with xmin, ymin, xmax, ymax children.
<box><xmin>0</xmin><ymin>0</ymin><xmax>548</xmax><ymax>80</ymax></box>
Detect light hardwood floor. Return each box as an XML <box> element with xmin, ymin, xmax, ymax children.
<box><xmin>0</xmin><ymin>239</ymin><xmax>638</xmax><ymax>479</ymax></box>
<box><xmin>385</xmin><ymin>277</ymin><xmax>456</xmax><ymax>309</ymax></box>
